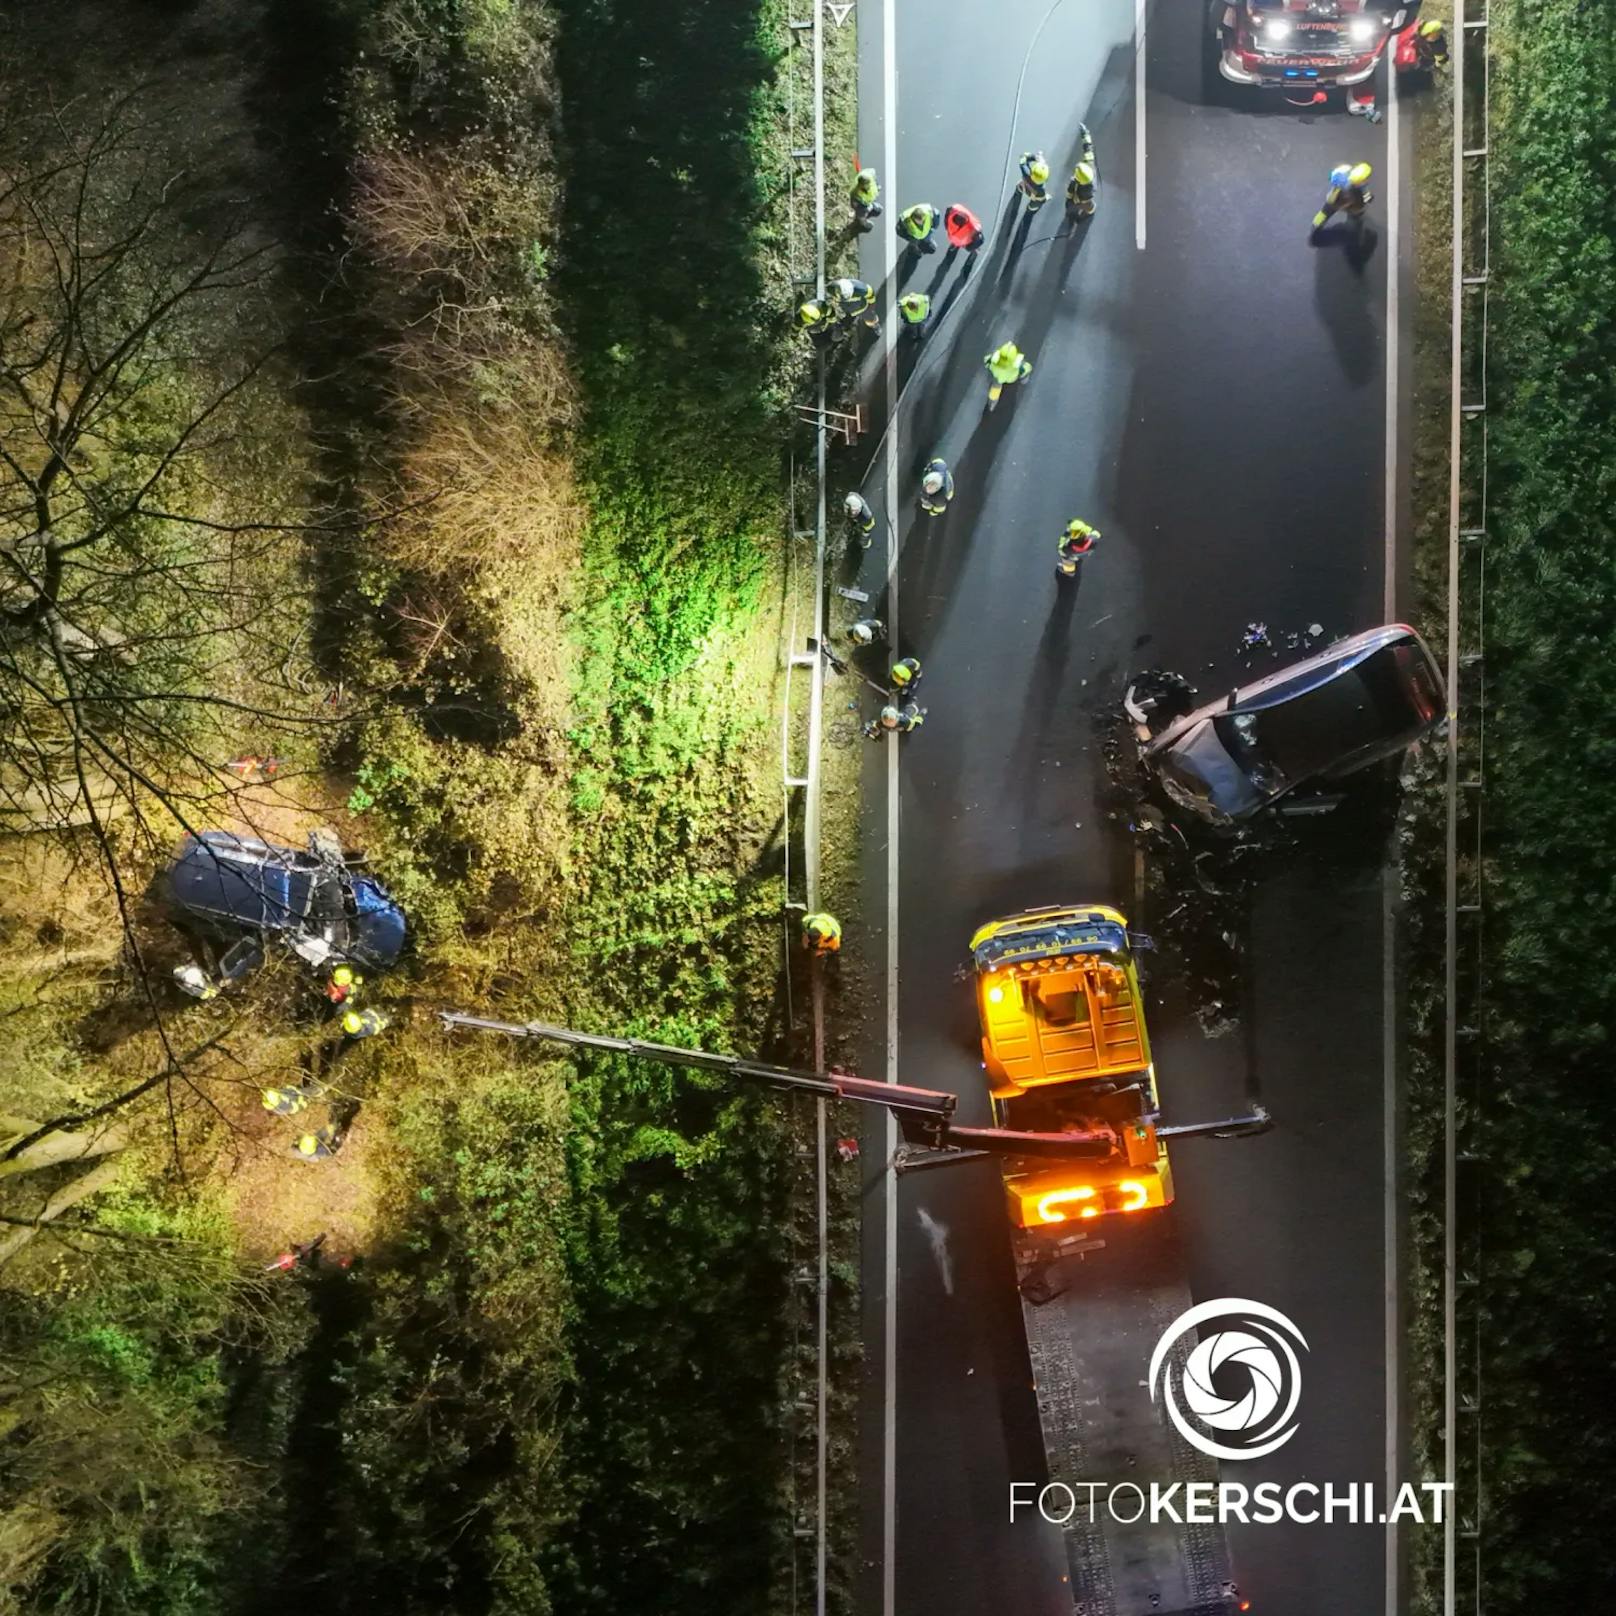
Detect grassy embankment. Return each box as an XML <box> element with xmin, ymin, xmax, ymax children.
<box><xmin>1398</xmin><ymin>31</ymin><xmax>1454</xmax><ymax>1616</ymax></box>
<box><xmin>0</xmin><ymin>0</ymin><xmax>860</xmax><ymax>1610</ymax></box>
<box><xmin>1400</xmin><ymin>4</ymin><xmax>1616</xmax><ymax>1609</ymax></box>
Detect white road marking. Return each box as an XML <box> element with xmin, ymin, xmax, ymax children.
<box><xmin>1135</xmin><ymin>0</ymin><xmax>1147</xmax><ymax>249</ymax></box>
<box><xmin>880</xmin><ymin>0</ymin><xmax>899</xmax><ymax>1610</ymax></box>
<box><xmin>1384</xmin><ymin>66</ymin><xmax>1401</xmax><ymax>621</ymax></box>
<box><xmin>1382</xmin><ymin>867</ymin><xmax>1400</xmax><ymax>1616</ymax></box>
<box><xmin>1383</xmin><ymin>64</ymin><xmax>1403</xmax><ymax>1616</ymax></box>
<box><xmin>809</xmin><ymin>12</ymin><xmax>829</xmax><ymax>1616</ymax></box>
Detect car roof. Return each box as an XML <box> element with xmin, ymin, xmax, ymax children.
<box><xmin>1223</xmin><ymin>671</ymin><xmax>1390</xmax><ymax>783</ymax></box>
<box><xmin>1227</xmin><ymin>625</ymin><xmax>1423</xmax><ymax>714</ymax></box>
<box><xmin>168</xmin><ymin>832</ymin><xmax>320</xmax><ymax>929</ymax></box>
<box><xmin>1219</xmin><ymin>630</ymin><xmax>1442</xmax><ymax>783</ymax></box>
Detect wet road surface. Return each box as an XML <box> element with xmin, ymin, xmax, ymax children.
<box><xmin>849</xmin><ymin>3</ymin><xmax>1412</xmax><ymax>1613</ymax></box>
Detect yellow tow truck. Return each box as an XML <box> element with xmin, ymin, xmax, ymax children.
<box><xmin>970</xmin><ymin>904</ymin><xmax>1172</xmax><ymax>1231</ymax></box>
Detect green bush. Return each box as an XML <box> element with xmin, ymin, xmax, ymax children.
<box><xmin>1427</xmin><ymin>3</ymin><xmax>1616</xmax><ymax>1604</ymax></box>
<box><xmin>539</xmin><ymin>1</ymin><xmax>800</xmax><ymax>1608</ymax></box>
<box><xmin>0</xmin><ymin>1190</ymin><xmax>308</xmax><ymax>1615</ymax></box>
<box><xmin>318</xmin><ymin>1051</ymin><xmax>575</xmax><ymax>1614</ymax></box>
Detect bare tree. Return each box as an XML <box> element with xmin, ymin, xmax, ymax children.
<box><xmin>0</xmin><ymin>92</ymin><xmax>332</xmax><ymax>846</ymax></box>
<box><xmin>0</xmin><ymin>91</ymin><xmax>349</xmax><ymax>1158</ymax></box>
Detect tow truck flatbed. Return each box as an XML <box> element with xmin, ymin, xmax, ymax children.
<box><xmin>1019</xmin><ymin>1217</ymin><xmax>1236</xmax><ymax>1616</ymax></box>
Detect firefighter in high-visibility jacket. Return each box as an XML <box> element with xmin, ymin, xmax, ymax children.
<box><xmin>325</xmin><ymin>964</ymin><xmax>362</xmax><ymax>1005</ymax></box>
<box><xmin>292</xmin><ymin>1125</ymin><xmax>343</xmax><ymax>1161</ymax></box>
<box><xmin>1066</xmin><ymin>124</ymin><xmax>1098</xmax><ymax>218</ymax></box>
<box><xmin>1055</xmin><ymin>519</ymin><xmax>1101</xmax><ymax>578</ymax></box>
<box><xmin>341</xmin><ymin>1008</ymin><xmax>389</xmax><ymax>1040</ymax></box>
<box><xmin>1018</xmin><ymin>152</ymin><xmax>1051</xmax><ymax>211</ymax></box>
<box><xmin>863</xmin><ymin>703</ymin><xmax>925</xmax><ymax>739</ymax></box>
<box><xmin>797</xmin><ymin>297</ymin><xmax>834</xmax><ymax>348</ymax></box>
<box><xmin>801</xmin><ymin>912</ymin><xmax>842</xmax><ymax>954</ymax></box>
<box><xmin>944</xmin><ymin>203</ymin><xmax>985</xmax><ymax>253</ymax></box>
<box><xmin>918</xmin><ymin>459</ymin><xmax>954</xmax><ymax>517</ymax></box>
<box><xmin>898</xmin><ymin>291</ymin><xmax>931</xmax><ymax>337</ymax></box>
<box><xmin>828</xmin><ymin>277</ymin><xmax>880</xmax><ymax>330</ymax></box>
<box><xmin>1412</xmin><ymin>17</ymin><xmax>1448</xmax><ymax>68</ymax></box>
<box><xmin>1312</xmin><ymin>162</ymin><xmax>1374</xmax><ymax>232</ymax></box>
<box><xmin>850</xmin><ymin>167</ymin><xmax>884</xmax><ymax>229</ymax></box>
<box><xmin>897</xmin><ymin>202</ymin><xmax>940</xmax><ymax>253</ymax></box>
<box><xmin>889</xmin><ymin>656</ymin><xmax>922</xmax><ymax>693</ymax></box>
<box><xmin>844</xmin><ymin>491</ymin><xmax>876</xmax><ymax>546</ymax></box>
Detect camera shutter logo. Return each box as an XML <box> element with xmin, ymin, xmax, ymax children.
<box><xmin>1148</xmin><ymin>1298</ymin><xmax>1308</xmax><ymax>1462</ymax></box>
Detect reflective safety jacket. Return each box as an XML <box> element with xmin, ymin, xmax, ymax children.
<box><xmin>829</xmin><ymin>277</ymin><xmax>876</xmax><ymax>314</ymax></box>
<box><xmin>944</xmin><ymin>204</ymin><xmax>983</xmax><ymax>249</ymax></box>
<box><xmin>899</xmin><ymin>203</ymin><xmax>938</xmax><ymax>240</ymax></box>
<box><xmin>341</xmin><ymin>1008</ymin><xmax>389</xmax><ymax>1039</ymax></box>
<box><xmin>986</xmin><ymin>345</ymin><xmax>1030</xmax><ymax>385</ymax></box>
<box><xmin>918</xmin><ymin>459</ymin><xmax>954</xmax><ymax>514</ymax></box>
<box><xmin>1059</xmin><ymin>520</ymin><xmax>1100</xmax><ymax>557</ymax></box>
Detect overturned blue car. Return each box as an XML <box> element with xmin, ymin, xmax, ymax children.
<box><xmin>163</xmin><ymin>830</ymin><xmax>406</xmax><ymax>992</ymax></box>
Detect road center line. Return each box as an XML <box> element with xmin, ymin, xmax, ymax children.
<box><xmin>1135</xmin><ymin>0</ymin><xmax>1147</xmax><ymax>250</ymax></box>
<box><xmin>1382</xmin><ymin>60</ymin><xmax>1403</xmax><ymax>1616</ymax></box>
<box><xmin>880</xmin><ymin>0</ymin><xmax>899</xmax><ymax>1610</ymax></box>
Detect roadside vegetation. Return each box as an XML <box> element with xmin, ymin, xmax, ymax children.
<box><xmin>1402</xmin><ymin>3</ymin><xmax>1616</xmax><ymax>1609</ymax></box>
<box><xmin>0</xmin><ymin>0</ymin><xmax>849</xmax><ymax>1611</ymax></box>
<box><xmin>1398</xmin><ymin>35</ymin><xmax>1454</xmax><ymax>1616</ymax></box>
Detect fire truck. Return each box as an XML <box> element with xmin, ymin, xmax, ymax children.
<box><xmin>1211</xmin><ymin>0</ymin><xmax>1412</xmax><ymax>91</ymax></box>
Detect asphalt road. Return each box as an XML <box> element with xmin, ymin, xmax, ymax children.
<box><xmin>849</xmin><ymin>2</ymin><xmax>1415</xmax><ymax>1613</ymax></box>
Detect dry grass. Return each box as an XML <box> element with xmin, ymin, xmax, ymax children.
<box><xmin>216</xmin><ymin>1098</ymin><xmax>384</xmax><ymax>1258</ymax></box>
<box><xmin>388</xmin><ymin>395</ymin><xmax>583</xmax><ymax>583</ymax></box>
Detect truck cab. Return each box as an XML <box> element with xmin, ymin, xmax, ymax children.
<box><xmin>970</xmin><ymin>905</ymin><xmax>1172</xmax><ymax>1231</ymax></box>
<box><xmin>1212</xmin><ymin>0</ymin><xmax>1409</xmax><ymax>90</ymax></box>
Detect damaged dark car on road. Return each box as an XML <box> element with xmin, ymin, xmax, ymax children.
<box><xmin>1131</xmin><ymin>623</ymin><xmax>1446</xmax><ymax>826</ymax></box>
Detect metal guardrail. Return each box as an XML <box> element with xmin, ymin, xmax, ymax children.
<box><xmin>1446</xmin><ymin>5</ymin><xmax>1490</xmax><ymax>1613</ymax></box>
<box><xmin>782</xmin><ymin>8</ymin><xmax>832</xmax><ymax>1615</ymax></box>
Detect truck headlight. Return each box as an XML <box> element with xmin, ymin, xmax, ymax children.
<box><xmin>1347</xmin><ymin>14</ymin><xmax>1380</xmax><ymax>43</ymax></box>
<box><xmin>1261</xmin><ymin>15</ymin><xmax>1293</xmax><ymax>41</ymax></box>
<box><xmin>1036</xmin><ymin>1186</ymin><xmax>1099</xmax><ymax>1224</ymax></box>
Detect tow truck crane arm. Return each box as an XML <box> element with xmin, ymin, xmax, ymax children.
<box><xmin>436</xmin><ymin>1011</ymin><xmax>1269</xmax><ymax>1158</ymax></box>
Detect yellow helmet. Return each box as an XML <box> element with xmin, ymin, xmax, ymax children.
<box><xmin>341</xmin><ymin>1010</ymin><xmax>364</xmax><ymax>1035</ymax></box>
<box><xmin>1029</xmin><ymin>159</ymin><xmax>1050</xmax><ymax>185</ymax></box>
<box><xmin>1348</xmin><ymin>162</ymin><xmax>1373</xmax><ymax>186</ymax></box>
<box><xmin>1072</xmin><ymin>162</ymin><xmax>1095</xmax><ymax>185</ymax></box>
<box><xmin>1419</xmin><ymin>18</ymin><xmax>1442</xmax><ymax>36</ymax></box>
